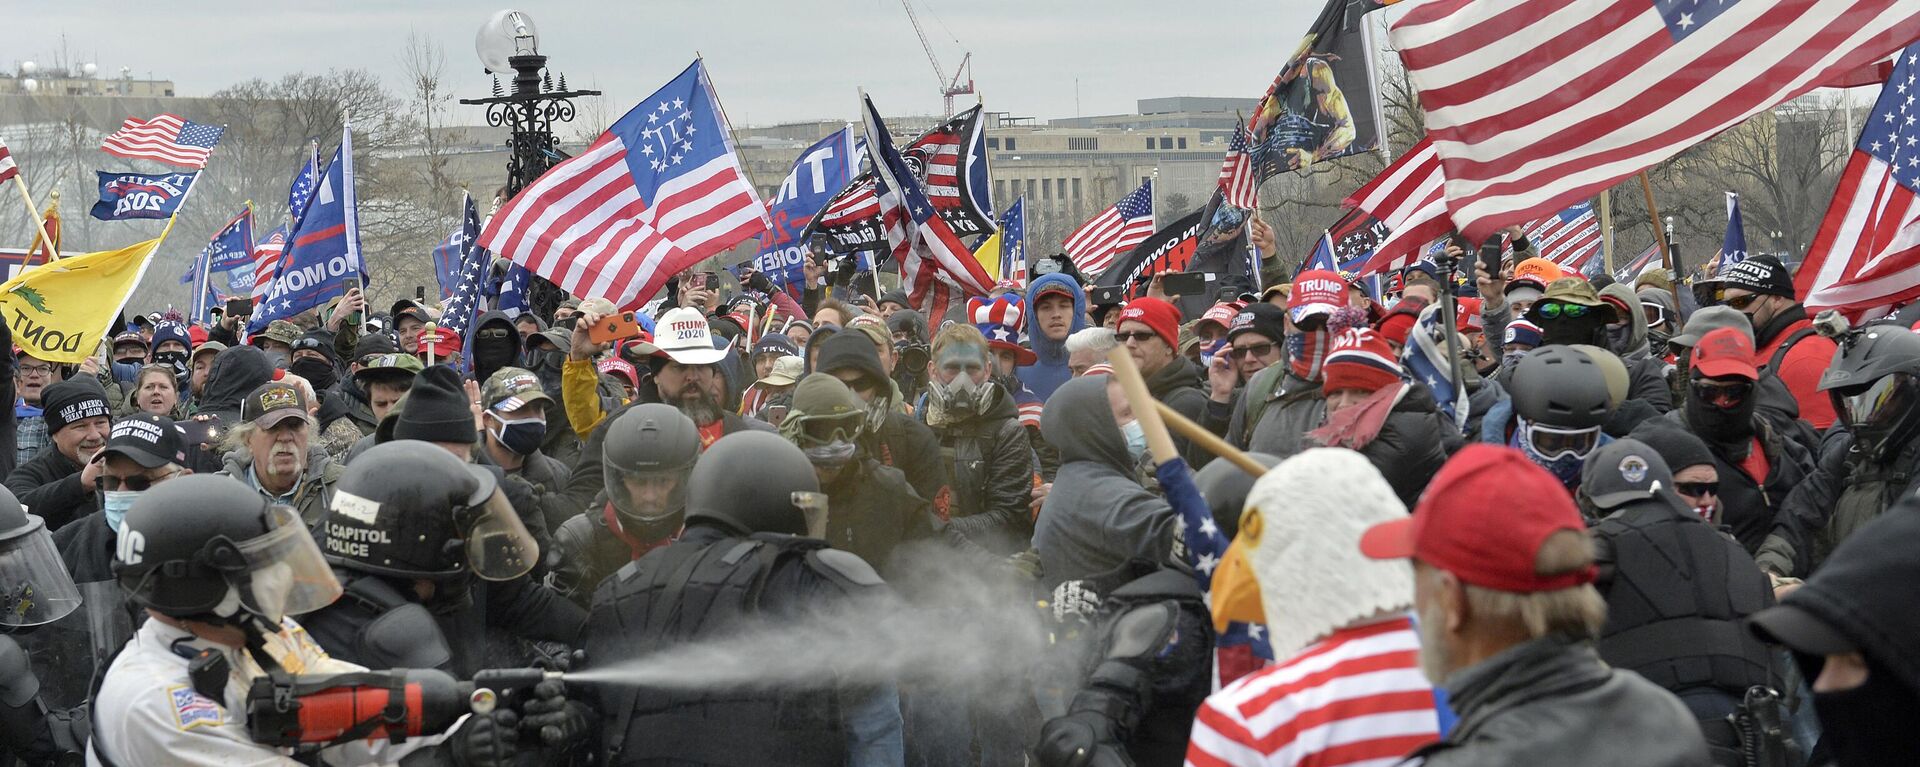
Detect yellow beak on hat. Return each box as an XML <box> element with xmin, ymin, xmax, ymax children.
<box><xmin>1210</xmin><ymin>509</ymin><xmax>1266</xmax><ymax>633</ymax></box>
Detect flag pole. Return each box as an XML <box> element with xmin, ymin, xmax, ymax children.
<box><xmin>1599</xmin><ymin>187</ymin><xmax>1615</xmax><ymax>274</ymax></box>
<box><xmin>10</xmin><ymin>176</ymin><xmax>56</xmax><ymax>263</ymax></box>
<box><xmin>1245</xmin><ymin>182</ymin><xmax>1265</xmax><ymax>293</ymax></box>
<box><xmin>1636</xmin><ymin>171</ymin><xmax>1671</xmax><ymax>271</ymax></box>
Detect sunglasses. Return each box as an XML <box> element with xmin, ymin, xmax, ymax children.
<box><xmin>100</xmin><ymin>470</ymin><xmax>180</xmax><ymax>492</ymax></box>
<box><xmin>1534</xmin><ymin>302</ymin><xmax>1593</xmax><ymax>320</ymax></box>
<box><xmin>1229</xmin><ymin>342</ymin><xmax>1277</xmax><ymax>360</ymax></box>
<box><xmin>478</xmin><ymin>327</ymin><xmax>513</xmax><ymax>340</ymax></box>
<box><xmin>1719</xmin><ymin>293</ymin><xmax>1761</xmax><ymax>311</ymax></box>
<box><xmin>1114</xmin><ymin>331</ymin><xmax>1161</xmax><ymax>344</ymax></box>
<box><xmin>1691</xmin><ymin>380</ymin><xmax>1753</xmax><ymax>409</ymax></box>
<box><xmin>1673</xmin><ymin>481</ymin><xmax>1718</xmax><ymax>498</ymax></box>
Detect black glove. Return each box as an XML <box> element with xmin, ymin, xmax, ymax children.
<box><xmin>519</xmin><ymin>679</ymin><xmax>594</xmax><ymax>746</ymax></box>
<box><xmin>1033</xmin><ymin>710</ymin><xmax>1134</xmax><ymax>767</ymax></box>
<box><xmin>450</xmin><ymin>709</ymin><xmax>519</xmax><ymax>767</ymax></box>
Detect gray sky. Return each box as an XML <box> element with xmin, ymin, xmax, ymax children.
<box><xmin>16</xmin><ymin>0</ymin><xmax>1329</xmax><ymax>127</ymax></box>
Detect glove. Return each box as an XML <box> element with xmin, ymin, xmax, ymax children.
<box><xmin>1033</xmin><ymin>710</ymin><xmax>1134</xmax><ymax>767</ymax></box>
<box><xmin>1049</xmin><ymin>579</ymin><xmax>1102</xmax><ymax>625</ymax></box>
<box><xmin>450</xmin><ymin>709</ymin><xmax>519</xmax><ymax>767</ymax></box>
<box><xmin>519</xmin><ymin>679</ymin><xmax>594</xmax><ymax>746</ymax></box>
<box><xmin>1002</xmin><ymin>550</ymin><xmax>1044</xmax><ymax>581</ymax></box>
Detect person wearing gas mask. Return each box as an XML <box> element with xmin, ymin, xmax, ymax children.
<box><xmin>91</xmin><ymin>473</ymin><xmax>526</xmax><ymax>767</ymax></box>
<box><xmin>1033</xmin><ymin>374</ymin><xmax>1177</xmax><ymax>588</ymax></box>
<box><xmin>1225</xmin><ymin>270</ymin><xmax>1339</xmax><ymax>457</ymax></box>
<box><xmin>1650</xmin><ymin>328</ymin><xmax>1813</xmax><ymax>555</ymax></box>
<box><xmin>886</xmin><ymin>308</ymin><xmax>931</xmax><ymax>406</ymax></box>
<box><xmin>302</xmin><ymin>440</ymin><xmax>579</xmax><ymax>679</ymax></box>
<box><xmin>779</xmin><ymin>374</ymin><xmax>934</xmax><ymax>578</ymax></box>
<box><xmin>1759</xmin><ymin>320</ymin><xmax>1920</xmax><ymax>581</ymax></box>
<box><xmin>0</xmin><ymin>485</ymin><xmax>89</xmax><ymax>765</ymax></box>
<box><xmin>477</xmin><ymin>367</ymin><xmax>573</xmax><ymax>534</ymax></box>
<box><xmin>919</xmin><ymin>325</ymin><xmax>1036</xmax><ymax>556</ymax></box>
<box><xmin>547</xmin><ymin>403</ymin><xmax>700</xmax><ymax>607</ymax></box>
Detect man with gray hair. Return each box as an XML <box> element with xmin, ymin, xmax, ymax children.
<box><xmin>1360</xmin><ymin>444</ymin><xmax>1708</xmax><ymax>766</ymax></box>
<box><xmin>218</xmin><ymin>381</ymin><xmax>341</xmax><ymax>527</ymax></box>
<box><xmin>1063</xmin><ymin>327</ymin><xmax>1116</xmax><ymax>378</ymax></box>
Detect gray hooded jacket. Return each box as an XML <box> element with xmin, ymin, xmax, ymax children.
<box><xmin>1598</xmin><ymin>283</ymin><xmax>1673</xmax><ymax>413</ymax></box>
<box><xmin>1031</xmin><ymin>376</ymin><xmax>1175</xmax><ymax>588</ymax></box>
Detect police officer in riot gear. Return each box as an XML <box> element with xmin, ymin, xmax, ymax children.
<box><xmin>0</xmin><ymin>485</ymin><xmax>88</xmax><ymax>764</ymax></box>
<box><xmin>300</xmin><ymin>440</ymin><xmax>581</xmax><ymax>677</ymax></box>
<box><xmin>547</xmin><ymin>403</ymin><xmax>700</xmax><ymax>606</ymax></box>
<box><xmin>91</xmin><ymin>473</ymin><xmax>519</xmax><ymax>766</ymax></box>
<box><xmin>1582</xmin><ymin>440</ymin><xmax>1787</xmax><ymax>766</ymax></box>
<box><xmin>579</xmin><ymin>431</ymin><xmax>903</xmax><ymax>766</ymax></box>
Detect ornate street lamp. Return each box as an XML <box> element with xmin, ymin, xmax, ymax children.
<box><xmin>460</xmin><ymin>10</ymin><xmax>600</xmax><ymax>317</ymax></box>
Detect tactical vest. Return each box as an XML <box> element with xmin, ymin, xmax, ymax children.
<box><xmin>1596</xmin><ymin>505</ymin><xmax>1779</xmax><ymax>699</ymax></box>
<box><xmin>591</xmin><ymin>533</ymin><xmax>852</xmax><ymax>766</ymax></box>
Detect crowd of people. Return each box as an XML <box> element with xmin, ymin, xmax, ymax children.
<box><xmin>0</xmin><ymin>228</ymin><xmax>1915</xmax><ymax>767</ymax></box>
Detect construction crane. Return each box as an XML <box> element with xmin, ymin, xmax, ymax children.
<box><xmin>900</xmin><ymin>0</ymin><xmax>973</xmax><ymax>118</ymax></box>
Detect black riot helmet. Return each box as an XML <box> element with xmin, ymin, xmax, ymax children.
<box><xmin>685</xmin><ymin>431</ymin><xmax>828</xmax><ymax>538</ymax></box>
<box><xmin>321</xmin><ymin>441</ymin><xmax>539</xmax><ymax>582</ymax></box>
<box><xmin>1508</xmin><ymin>345</ymin><xmax>1620</xmax><ymax>430</ymax></box>
<box><xmin>603</xmin><ymin>404</ymin><xmax>701</xmax><ymax>535</ymax></box>
<box><xmin>1822</xmin><ymin>323</ymin><xmax>1920</xmax><ymax>462</ymax></box>
<box><xmin>0</xmin><ymin>485</ymin><xmax>82</xmax><ymax>630</ymax></box>
<box><xmin>115</xmin><ymin>474</ymin><xmax>341</xmax><ymax>628</ymax></box>
<box><xmin>1192</xmin><ymin>453</ymin><xmax>1282</xmax><ymax>542</ymax></box>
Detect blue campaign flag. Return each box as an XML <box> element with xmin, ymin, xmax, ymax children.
<box><xmin>185</xmin><ymin>208</ymin><xmax>254</xmax><ymax>321</ymax></box>
<box><xmin>1000</xmin><ymin>197</ymin><xmax>1026</xmax><ymax>280</ymax></box>
<box><xmin>250</xmin><ymin>125</ymin><xmax>363</xmax><ymax>333</ymax></box>
<box><xmin>1303</xmin><ymin>231</ymin><xmax>1340</xmax><ymax>274</ymax></box>
<box><xmin>1721</xmin><ymin>191</ymin><xmax>1748</xmax><ymax>268</ymax></box>
<box><xmin>433</xmin><ymin>193</ymin><xmax>480</xmax><ymax>300</ymax></box>
<box><xmin>747</xmin><ymin>127</ymin><xmax>861</xmax><ymax>294</ymax></box>
<box><xmin>494</xmin><ymin>264</ymin><xmax>530</xmax><ymax>318</ymax></box>
<box><xmin>90</xmin><ymin>170</ymin><xmax>197</xmax><ymax>221</ymax></box>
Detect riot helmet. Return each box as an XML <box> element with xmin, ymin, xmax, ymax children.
<box><xmin>322</xmin><ymin>440</ymin><xmax>539</xmax><ymax>582</ymax></box>
<box><xmin>1822</xmin><ymin>323</ymin><xmax>1920</xmax><ymax>462</ymax></box>
<box><xmin>779</xmin><ymin>374</ymin><xmax>867</xmax><ymax>471</ymax></box>
<box><xmin>115</xmin><ymin>474</ymin><xmax>341</xmax><ymax>629</ymax></box>
<box><xmin>1192</xmin><ymin>452</ymin><xmax>1282</xmax><ymax>542</ymax></box>
<box><xmin>686</xmin><ymin>431</ymin><xmax>828</xmax><ymax>538</ymax></box>
<box><xmin>0</xmin><ymin>486</ymin><xmax>82</xmax><ymax>630</ymax></box>
<box><xmin>602</xmin><ymin>404</ymin><xmax>700</xmax><ymax>536</ymax></box>
<box><xmin>1508</xmin><ymin>344</ymin><xmax>1620</xmax><ymax>463</ymax></box>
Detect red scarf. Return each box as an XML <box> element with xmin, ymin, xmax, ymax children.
<box><xmin>602</xmin><ymin>502</ymin><xmax>679</xmax><ymax>561</ymax></box>
<box><xmin>1309</xmin><ymin>383</ymin><xmax>1405</xmax><ymax>451</ymax></box>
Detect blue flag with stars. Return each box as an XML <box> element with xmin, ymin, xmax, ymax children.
<box><xmin>433</xmin><ymin>193</ymin><xmax>480</xmax><ymax>300</ymax></box>
<box><xmin>1000</xmin><ymin>197</ymin><xmax>1027</xmax><ymax>281</ymax></box>
<box><xmin>251</xmin><ymin>125</ymin><xmax>363</xmax><ymax>333</ymax></box>
<box><xmin>1720</xmin><ymin>192</ymin><xmax>1748</xmax><ymax>268</ymax></box>
<box><xmin>288</xmin><ymin>147</ymin><xmax>319</xmax><ymax>227</ymax></box>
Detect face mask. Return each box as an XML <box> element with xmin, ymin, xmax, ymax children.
<box><xmin>931</xmin><ymin>374</ymin><xmax>982</xmax><ymax>417</ymax></box>
<box><xmin>268</xmin><ymin>351</ymin><xmax>292</xmax><ymax>369</ymax></box>
<box><xmin>1810</xmin><ymin>659</ymin><xmax>1920</xmax><ymax>766</ymax></box>
<box><xmin>489</xmin><ymin>416</ymin><xmax>547</xmax><ymax>456</ymax></box>
<box><xmin>1685</xmin><ymin>388</ymin><xmax>1757</xmax><ymax>449</ymax></box>
<box><xmin>103</xmin><ymin>490</ymin><xmax>139</xmax><ymax>534</ymax></box>
<box><xmin>1287</xmin><ymin>329</ymin><xmax>1327</xmax><ymax>380</ymax></box>
<box><xmin>1121</xmin><ymin>419</ymin><xmax>1148</xmax><ymax>462</ymax></box>
<box><xmin>152</xmin><ymin>350</ymin><xmax>189</xmax><ymax>379</ymax></box>
<box><xmin>1607</xmin><ymin>323</ymin><xmax>1633</xmax><ymax>353</ymax></box>
<box><xmin>803</xmin><ymin>440</ymin><xmax>858</xmax><ymax>468</ymax></box>
<box><xmin>1511</xmin><ymin>419</ymin><xmax>1589</xmax><ymax>488</ymax></box>
<box><xmin>288</xmin><ymin>358</ymin><xmax>337</xmax><ymax>390</ymax></box>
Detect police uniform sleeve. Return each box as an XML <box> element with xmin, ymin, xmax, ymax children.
<box><xmin>102</xmin><ymin>684</ymin><xmax>307</xmax><ymax>767</ymax></box>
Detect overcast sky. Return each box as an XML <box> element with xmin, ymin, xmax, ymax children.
<box><xmin>16</xmin><ymin>0</ymin><xmax>1334</xmax><ymax>127</ymax></box>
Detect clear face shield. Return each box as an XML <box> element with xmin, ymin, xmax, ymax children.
<box><xmin>234</xmin><ymin>505</ymin><xmax>343</xmax><ymax>624</ymax></box>
<box><xmin>461</xmin><ymin>489</ymin><xmax>539</xmax><ymax>581</ymax></box>
<box><xmin>0</xmin><ymin>520</ymin><xmax>83</xmax><ymax>629</ymax></box>
<box><xmin>606</xmin><ymin>465</ymin><xmax>691</xmax><ymax>524</ymax></box>
<box><xmin>793</xmin><ymin>491</ymin><xmax>830</xmax><ymax>539</ymax></box>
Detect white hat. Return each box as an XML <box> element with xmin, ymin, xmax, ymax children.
<box><xmin>647</xmin><ymin>307</ymin><xmax>728</xmax><ymax>365</ymax></box>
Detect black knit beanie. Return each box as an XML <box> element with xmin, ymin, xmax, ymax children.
<box><xmin>392</xmin><ymin>365</ymin><xmax>476</xmax><ymax>444</ymax></box>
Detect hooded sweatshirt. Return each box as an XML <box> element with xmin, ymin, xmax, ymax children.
<box><xmin>1598</xmin><ymin>284</ymin><xmax>1674</xmax><ymax>413</ymax></box>
<box><xmin>469</xmin><ymin>310</ymin><xmax>522</xmax><ymax>384</ymax></box>
<box><xmin>1020</xmin><ymin>274</ymin><xmax>1090</xmax><ymax>401</ymax></box>
<box><xmin>1032</xmin><ymin>376</ymin><xmax>1176</xmax><ymax>588</ymax></box>
<box><xmin>814</xmin><ymin>333</ymin><xmax>945</xmax><ymax>502</ymax></box>
<box><xmin>198</xmin><ymin>345</ymin><xmax>275</xmax><ymax>426</ymax></box>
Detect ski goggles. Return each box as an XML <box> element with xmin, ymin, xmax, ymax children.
<box><xmin>1524</xmin><ymin>421</ymin><xmax>1603</xmax><ymax>461</ymax></box>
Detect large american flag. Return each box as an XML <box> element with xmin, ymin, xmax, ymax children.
<box><xmin>1217</xmin><ymin>125</ymin><xmax>1261</xmax><ymax>210</ymax></box>
<box><xmin>100</xmin><ymin>114</ymin><xmax>225</xmax><ymax>168</ymax></box>
<box><xmin>1392</xmin><ymin>0</ymin><xmax>1920</xmax><ymax>243</ymax></box>
<box><xmin>478</xmin><ymin>60</ymin><xmax>767</xmax><ymax>309</ymax></box>
<box><xmin>1521</xmin><ymin>200</ymin><xmax>1602</xmax><ymax>271</ymax></box>
<box><xmin>865</xmin><ymin>94</ymin><xmax>995</xmax><ymax>320</ymax></box>
<box><xmin>1798</xmin><ymin>44</ymin><xmax>1920</xmax><ymax>317</ymax></box>
<box><xmin>0</xmin><ymin>138</ymin><xmax>18</xmax><ymax>183</ymax></box>
<box><xmin>1063</xmin><ymin>178</ymin><xmax>1155</xmax><ymax>277</ymax></box>
<box><xmin>1351</xmin><ymin>138</ymin><xmax>1450</xmax><ymax>276</ymax></box>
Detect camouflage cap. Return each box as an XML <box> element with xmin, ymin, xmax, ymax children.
<box><xmin>482</xmin><ymin>366</ymin><xmax>552</xmax><ymax>413</ymax></box>
<box><xmin>253</xmin><ymin>319</ymin><xmax>303</xmax><ymax>347</ymax></box>
<box><xmin>351</xmin><ymin>352</ymin><xmax>425</xmax><ymax>386</ymax></box>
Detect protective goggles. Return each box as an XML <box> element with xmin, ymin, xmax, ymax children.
<box><xmin>1524</xmin><ymin>421</ymin><xmax>1602</xmax><ymax>461</ymax></box>
<box><xmin>1533</xmin><ymin>302</ymin><xmax>1594</xmax><ymax>320</ymax></box>
<box><xmin>796</xmin><ymin>414</ymin><xmax>862</xmax><ymax>446</ymax></box>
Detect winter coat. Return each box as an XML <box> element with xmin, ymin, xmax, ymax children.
<box><xmin>1144</xmin><ymin>356</ymin><xmax>1211</xmax><ymax>468</ymax></box>
<box><xmin>499</xmin><ymin>448</ymin><xmax>575</xmax><ymax>535</ymax></box>
<box><xmin>1310</xmin><ymin>384</ymin><xmax>1456</xmax><ymax>509</ymax></box>
<box><xmin>5</xmin><ymin>446</ymin><xmax>90</xmax><ymax>532</ymax></box>
<box><xmin>0</xmin><ymin>322</ymin><xmax>14</xmax><ymax>480</ymax></box>
<box><xmin>1643</xmin><ymin>409</ymin><xmax>1813</xmax><ymax>554</ymax></box>
<box><xmin>814</xmin><ymin>332</ymin><xmax>947</xmax><ymax>502</ymax></box>
<box><xmin>1752</xmin><ymin>305</ymin><xmax>1838</xmax><ymax>430</ymax></box>
<box><xmin>1408</xmin><ymin>636</ymin><xmax>1709</xmax><ymax>767</ymax></box>
<box><xmin>1461</xmin><ymin>377</ymin><xmax>1508</xmax><ymax>443</ymax></box>
<box><xmin>1599</xmin><ymin>284</ymin><xmax>1674</xmax><ymax>413</ymax></box>
<box><xmin>1033</xmin><ymin>376</ymin><xmax>1176</xmax><ymax>589</ymax></box>
<box><xmin>1757</xmin><ymin>429</ymin><xmax>1920</xmax><ymax>578</ymax></box>
<box><xmin>196</xmin><ymin>345</ymin><xmax>275</xmax><ymax>428</ymax></box>
<box><xmin>1229</xmin><ymin>365</ymin><xmax>1327</xmax><ymax>457</ymax></box>
<box><xmin>218</xmin><ymin>444</ymin><xmax>345</xmax><ymax>530</ymax></box>
<box><xmin>1019</xmin><ymin>273</ymin><xmax>1089</xmax><ymax>402</ymax></box>
<box><xmin>925</xmin><ymin>384</ymin><xmax>1036</xmax><ymax>556</ymax></box>
<box><xmin>817</xmin><ymin>457</ymin><xmax>935</xmax><ymax>579</ymax></box>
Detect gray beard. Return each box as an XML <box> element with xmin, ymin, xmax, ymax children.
<box><xmin>674</xmin><ymin>390</ymin><xmax>722</xmax><ymax>426</ymax></box>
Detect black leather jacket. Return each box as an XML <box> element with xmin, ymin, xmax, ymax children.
<box><xmin>927</xmin><ymin>385</ymin><xmax>1035</xmax><ymax>556</ymax></box>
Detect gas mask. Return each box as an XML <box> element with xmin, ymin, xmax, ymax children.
<box><xmin>930</xmin><ymin>372</ymin><xmax>990</xmax><ymax>417</ymax></box>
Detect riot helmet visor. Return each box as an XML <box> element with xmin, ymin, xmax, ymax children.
<box><xmin>465</xmin><ymin>489</ymin><xmax>538</xmax><ymax>581</ymax></box>
<box><xmin>0</xmin><ymin>521</ymin><xmax>82</xmax><ymax>627</ymax></box>
<box><xmin>235</xmin><ymin>505</ymin><xmax>342</xmax><ymax>623</ymax></box>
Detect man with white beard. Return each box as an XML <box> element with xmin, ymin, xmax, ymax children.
<box><xmin>218</xmin><ymin>380</ymin><xmax>341</xmax><ymax>527</ymax></box>
<box><xmin>1355</xmin><ymin>444</ymin><xmax>1708</xmax><ymax>766</ymax></box>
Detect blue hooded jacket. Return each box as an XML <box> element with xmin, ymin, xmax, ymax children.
<box><xmin>1019</xmin><ymin>273</ymin><xmax>1089</xmax><ymax>401</ymax></box>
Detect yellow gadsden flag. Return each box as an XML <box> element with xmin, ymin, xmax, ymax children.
<box><xmin>2</xmin><ymin>219</ymin><xmax>172</xmax><ymax>364</ymax></box>
<box><xmin>972</xmin><ymin>229</ymin><xmax>1003</xmax><ymax>284</ymax></box>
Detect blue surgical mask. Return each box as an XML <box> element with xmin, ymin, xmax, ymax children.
<box><xmin>1121</xmin><ymin>420</ymin><xmax>1148</xmax><ymax>462</ymax></box>
<box><xmin>103</xmin><ymin>490</ymin><xmax>139</xmax><ymax>535</ymax></box>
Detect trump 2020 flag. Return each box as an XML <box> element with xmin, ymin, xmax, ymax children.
<box><xmin>1</xmin><ymin>219</ymin><xmax>174</xmax><ymax>364</ymax></box>
<box><xmin>749</xmin><ymin>127</ymin><xmax>861</xmax><ymax>294</ymax></box>
<box><xmin>251</xmin><ymin>125</ymin><xmax>362</xmax><ymax>333</ymax></box>
<box><xmin>479</xmin><ymin>60</ymin><xmax>768</xmax><ymax>309</ymax></box>
<box><xmin>91</xmin><ymin>171</ymin><xmax>197</xmax><ymax>221</ymax></box>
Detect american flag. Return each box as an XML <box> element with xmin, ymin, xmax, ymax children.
<box><xmin>1173</xmin><ymin>464</ymin><xmax>1273</xmax><ymax>685</ymax></box>
<box><xmin>1217</xmin><ymin>125</ymin><xmax>1260</xmax><ymax>210</ymax></box>
<box><xmin>478</xmin><ymin>60</ymin><xmax>768</xmax><ymax>309</ymax></box>
<box><xmin>287</xmin><ymin>147</ymin><xmax>319</xmax><ymax>224</ymax></box>
<box><xmin>818</xmin><ymin>178</ymin><xmax>881</xmax><ymax>227</ymax></box>
<box><xmin>0</xmin><ymin>138</ymin><xmax>18</xmax><ymax>184</ymax></box>
<box><xmin>1406</xmin><ymin>303</ymin><xmax>1469</xmax><ymax>432</ymax></box>
<box><xmin>1063</xmin><ymin>178</ymin><xmax>1156</xmax><ymax>278</ymax></box>
<box><xmin>438</xmin><ymin>209</ymin><xmax>492</xmax><ymax>342</ymax></box>
<box><xmin>1391</xmin><ymin>0</ymin><xmax>1920</xmax><ymax>244</ymax></box>
<box><xmin>1718</xmin><ymin>191</ymin><xmax>1750</xmax><ymax>269</ymax></box>
<box><xmin>1521</xmin><ymin>200</ymin><xmax>1602</xmax><ymax>271</ymax></box>
<box><xmin>251</xmin><ymin>226</ymin><xmax>288</xmax><ymax>304</ymax></box>
<box><xmin>433</xmin><ymin>193</ymin><xmax>480</xmax><ymax>300</ymax></box>
<box><xmin>1799</xmin><ymin>45</ymin><xmax>1920</xmax><ymax>317</ymax></box>
<box><xmin>865</xmin><ymin>94</ymin><xmax>996</xmax><ymax>317</ymax></box>
<box><xmin>100</xmin><ymin>114</ymin><xmax>225</xmax><ymax>168</ymax></box>
<box><xmin>1350</xmin><ymin>138</ymin><xmax>1450</xmax><ymax>276</ymax></box>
